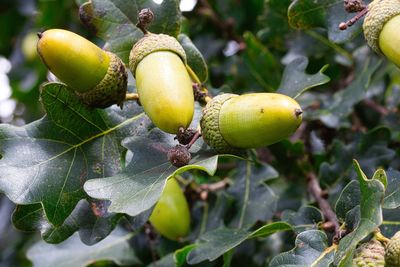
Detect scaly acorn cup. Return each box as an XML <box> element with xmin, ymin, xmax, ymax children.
<box><xmin>129</xmin><ymin>33</ymin><xmax>194</xmax><ymax>134</ymax></box>
<box><xmin>149</xmin><ymin>178</ymin><xmax>190</xmax><ymax>241</ymax></box>
<box><xmin>200</xmin><ymin>93</ymin><xmax>303</xmax><ymax>153</ymax></box>
<box><xmin>363</xmin><ymin>0</ymin><xmax>400</xmax><ymax>67</ymax></box>
<box><xmin>352</xmin><ymin>239</ymin><xmax>386</xmax><ymax>267</ymax></box>
<box><xmin>386</xmin><ymin>231</ymin><xmax>400</xmax><ymax>267</ymax></box>
<box><xmin>37</xmin><ymin>29</ymin><xmax>127</xmax><ymax>108</ymax></box>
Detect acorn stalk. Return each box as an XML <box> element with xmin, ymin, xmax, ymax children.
<box><xmin>37</xmin><ymin>29</ymin><xmax>127</xmax><ymax>108</ymax></box>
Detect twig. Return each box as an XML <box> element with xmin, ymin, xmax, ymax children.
<box><xmin>339</xmin><ymin>5</ymin><xmax>368</xmax><ymax>30</ymax></box>
<box><xmin>363</xmin><ymin>99</ymin><xmax>390</xmax><ymax>116</ymax></box>
<box><xmin>186</xmin><ymin>130</ymin><xmax>202</xmax><ymax>150</ymax></box>
<box><xmin>192</xmin><ymin>177</ymin><xmax>231</xmax><ymax>201</ymax></box>
<box><xmin>307</xmin><ymin>172</ymin><xmax>341</xmax><ymax>243</ymax></box>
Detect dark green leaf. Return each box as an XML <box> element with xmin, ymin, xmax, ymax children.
<box><xmin>228</xmin><ymin>161</ymin><xmax>279</xmax><ymax>228</ymax></box>
<box><xmin>27</xmin><ymin>228</ymin><xmax>140</xmax><ymax>267</ymax></box>
<box><xmin>12</xmin><ymin>200</ymin><xmax>122</xmax><ymax>245</ymax></box>
<box><xmin>269</xmin><ymin>230</ymin><xmax>335</xmax><ymax>267</ymax></box>
<box><xmin>383</xmin><ymin>169</ymin><xmax>400</xmax><ymax>209</ymax></box>
<box><xmin>0</xmin><ymin>83</ymin><xmax>145</xmax><ymax>226</ymax></box>
<box><xmin>334</xmin><ymin>160</ymin><xmax>386</xmax><ymax>265</ymax></box>
<box><xmin>242</xmin><ymin>31</ymin><xmax>281</xmax><ymax>92</ymax></box>
<box><xmin>187</xmin><ymin>222</ymin><xmax>292</xmax><ymax>264</ymax></box>
<box><xmin>178</xmin><ymin>34</ymin><xmax>208</xmax><ymax>83</ymax></box>
<box><xmin>288</xmin><ymin>0</ymin><xmax>329</xmax><ymax>29</ymax></box>
<box><xmin>277</xmin><ymin>56</ymin><xmax>330</xmax><ymax>99</ymax></box>
<box><xmin>84</xmin><ymin>134</ymin><xmax>224</xmax><ymax>216</ymax></box>
<box><xmin>79</xmin><ymin>0</ymin><xmax>181</xmax><ymax>63</ymax></box>
<box><xmin>281</xmin><ymin>206</ymin><xmax>324</xmax><ymax>233</ymax></box>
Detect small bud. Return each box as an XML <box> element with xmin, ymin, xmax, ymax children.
<box><xmin>167</xmin><ymin>145</ymin><xmax>191</xmax><ymax>167</ymax></box>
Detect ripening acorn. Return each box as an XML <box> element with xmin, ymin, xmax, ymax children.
<box><xmin>363</xmin><ymin>0</ymin><xmax>400</xmax><ymax>67</ymax></box>
<box><xmin>129</xmin><ymin>33</ymin><xmax>194</xmax><ymax>134</ymax></box>
<box><xmin>200</xmin><ymin>93</ymin><xmax>303</xmax><ymax>153</ymax></box>
<box><xmin>386</xmin><ymin>231</ymin><xmax>400</xmax><ymax>267</ymax></box>
<box><xmin>37</xmin><ymin>29</ymin><xmax>127</xmax><ymax>108</ymax></box>
<box><xmin>352</xmin><ymin>239</ymin><xmax>385</xmax><ymax>267</ymax></box>
<box><xmin>22</xmin><ymin>32</ymin><xmax>39</xmax><ymax>62</ymax></box>
<box><xmin>149</xmin><ymin>178</ymin><xmax>190</xmax><ymax>241</ymax></box>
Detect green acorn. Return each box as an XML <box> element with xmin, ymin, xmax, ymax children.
<box><xmin>129</xmin><ymin>33</ymin><xmax>194</xmax><ymax>134</ymax></box>
<box><xmin>352</xmin><ymin>239</ymin><xmax>385</xmax><ymax>267</ymax></box>
<box><xmin>386</xmin><ymin>231</ymin><xmax>400</xmax><ymax>267</ymax></box>
<box><xmin>200</xmin><ymin>93</ymin><xmax>303</xmax><ymax>153</ymax></box>
<box><xmin>37</xmin><ymin>29</ymin><xmax>127</xmax><ymax>108</ymax></box>
<box><xmin>363</xmin><ymin>0</ymin><xmax>400</xmax><ymax>67</ymax></box>
<box><xmin>149</xmin><ymin>177</ymin><xmax>190</xmax><ymax>241</ymax></box>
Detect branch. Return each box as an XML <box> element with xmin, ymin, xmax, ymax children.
<box><xmin>307</xmin><ymin>172</ymin><xmax>342</xmax><ymax>243</ymax></box>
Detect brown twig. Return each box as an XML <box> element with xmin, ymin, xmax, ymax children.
<box><xmin>363</xmin><ymin>99</ymin><xmax>390</xmax><ymax>116</ymax></box>
<box><xmin>307</xmin><ymin>172</ymin><xmax>342</xmax><ymax>243</ymax></box>
<box><xmin>186</xmin><ymin>130</ymin><xmax>202</xmax><ymax>150</ymax></box>
<box><xmin>193</xmin><ymin>177</ymin><xmax>231</xmax><ymax>201</ymax></box>
<box><xmin>339</xmin><ymin>5</ymin><xmax>368</xmax><ymax>30</ymax></box>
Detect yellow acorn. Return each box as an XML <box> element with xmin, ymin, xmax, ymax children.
<box><xmin>129</xmin><ymin>33</ymin><xmax>194</xmax><ymax>134</ymax></box>
<box><xmin>149</xmin><ymin>178</ymin><xmax>190</xmax><ymax>241</ymax></box>
<box><xmin>363</xmin><ymin>0</ymin><xmax>400</xmax><ymax>67</ymax></box>
<box><xmin>200</xmin><ymin>93</ymin><xmax>303</xmax><ymax>153</ymax></box>
<box><xmin>37</xmin><ymin>29</ymin><xmax>127</xmax><ymax>108</ymax></box>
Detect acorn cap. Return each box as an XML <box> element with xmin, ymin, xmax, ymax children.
<box><xmin>386</xmin><ymin>231</ymin><xmax>400</xmax><ymax>267</ymax></box>
<box><xmin>353</xmin><ymin>239</ymin><xmax>385</xmax><ymax>267</ymax></box>
<box><xmin>363</xmin><ymin>0</ymin><xmax>400</xmax><ymax>53</ymax></box>
<box><xmin>200</xmin><ymin>94</ymin><xmax>239</xmax><ymax>154</ymax></box>
<box><xmin>76</xmin><ymin>51</ymin><xmax>127</xmax><ymax>108</ymax></box>
<box><xmin>129</xmin><ymin>33</ymin><xmax>187</xmax><ymax>77</ymax></box>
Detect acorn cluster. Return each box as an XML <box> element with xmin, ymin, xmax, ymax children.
<box><xmin>35</xmin><ymin>8</ymin><xmax>306</xmax><ymax>241</ymax></box>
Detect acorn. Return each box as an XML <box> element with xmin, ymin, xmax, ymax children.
<box><xmin>386</xmin><ymin>231</ymin><xmax>400</xmax><ymax>267</ymax></box>
<box><xmin>363</xmin><ymin>0</ymin><xmax>400</xmax><ymax>67</ymax></box>
<box><xmin>200</xmin><ymin>93</ymin><xmax>303</xmax><ymax>153</ymax></box>
<box><xmin>37</xmin><ymin>29</ymin><xmax>127</xmax><ymax>108</ymax></box>
<box><xmin>149</xmin><ymin>177</ymin><xmax>190</xmax><ymax>241</ymax></box>
<box><xmin>129</xmin><ymin>33</ymin><xmax>194</xmax><ymax>134</ymax></box>
<box><xmin>352</xmin><ymin>239</ymin><xmax>385</xmax><ymax>267</ymax></box>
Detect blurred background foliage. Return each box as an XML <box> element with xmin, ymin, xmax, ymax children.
<box><xmin>1</xmin><ymin>0</ymin><xmax>400</xmax><ymax>266</ymax></box>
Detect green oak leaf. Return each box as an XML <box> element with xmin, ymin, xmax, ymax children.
<box><xmin>186</xmin><ymin>222</ymin><xmax>292</xmax><ymax>265</ymax></box>
<box><xmin>383</xmin><ymin>168</ymin><xmax>400</xmax><ymax>209</ymax></box>
<box><xmin>269</xmin><ymin>230</ymin><xmax>335</xmax><ymax>267</ymax></box>
<box><xmin>79</xmin><ymin>0</ymin><xmax>181</xmax><ymax>63</ymax></box>
<box><xmin>334</xmin><ymin>160</ymin><xmax>386</xmax><ymax>265</ymax></box>
<box><xmin>0</xmin><ymin>82</ymin><xmax>146</xmax><ymax>226</ymax></box>
<box><xmin>277</xmin><ymin>56</ymin><xmax>330</xmax><ymax>99</ymax></box>
<box><xmin>12</xmin><ymin>199</ymin><xmax>122</xmax><ymax>245</ymax></box>
<box><xmin>281</xmin><ymin>206</ymin><xmax>324</xmax><ymax>233</ymax></box>
<box><xmin>178</xmin><ymin>34</ymin><xmax>208</xmax><ymax>83</ymax></box>
<box><xmin>27</xmin><ymin>228</ymin><xmax>140</xmax><ymax>267</ymax></box>
<box><xmin>242</xmin><ymin>31</ymin><xmax>281</xmax><ymax>92</ymax></box>
<box><xmin>84</xmin><ymin>133</ymin><xmax>224</xmax><ymax>216</ymax></box>
<box><xmin>228</xmin><ymin>161</ymin><xmax>279</xmax><ymax>228</ymax></box>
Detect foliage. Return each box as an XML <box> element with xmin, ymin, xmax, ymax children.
<box><xmin>1</xmin><ymin>0</ymin><xmax>400</xmax><ymax>266</ymax></box>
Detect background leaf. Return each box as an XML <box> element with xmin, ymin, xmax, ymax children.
<box><xmin>27</xmin><ymin>228</ymin><xmax>140</xmax><ymax>267</ymax></box>
<box><xmin>269</xmin><ymin>230</ymin><xmax>335</xmax><ymax>267</ymax></box>
<box><xmin>79</xmin><ymin>0</ymin><xmax>181</xmax><ymax>63</ymax></box>
<box><xmin>0</xmin><ymin>83</ymin><xmax>146</xmax><ymax>227</ymax></box>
